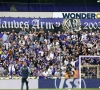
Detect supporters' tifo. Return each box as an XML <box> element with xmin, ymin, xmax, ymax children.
<box><xmin>0</xmin><ymin>29</ymin><xmax>99</xmax><ymax>79</ymax></box>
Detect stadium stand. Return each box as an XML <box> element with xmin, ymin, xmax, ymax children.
<box><xmin>0</xmin><ymin>29</ymin><xmax>99</xmax><ymax>79</ymax></box>
<box><xmin>0</xmin><ymin>0</ymin><xmax>100</xmax><ymax>12</ymax></box>
<box><xmin>0</xmin><ymin>0</ymin><xmax>100</xmax><ymax>79</ymax></box>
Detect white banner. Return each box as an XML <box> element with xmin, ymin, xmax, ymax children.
<box><xmin>0</xmin><ymin>12</ymin><xmax>53</xmax><ymax>18</ymax></box>
<box><xmin>0</xmin><ymin>79</ymin><xmax>38</xmax><ymax>89</ymax></box>
<box><xmin>53</xmin><ymin>12</ymin><xmax>100</xmax><ymax>19</ymax></box>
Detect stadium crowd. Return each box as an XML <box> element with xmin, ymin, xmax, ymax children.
<box><xmin>81</xmin><ymin>57</ymin><xmax>100</xmax><ymax>78</ymax></box>
<box><xmin>0</xmin><ymin>28</ymin><xmax>99</xmax><ymax>79</ymax></box>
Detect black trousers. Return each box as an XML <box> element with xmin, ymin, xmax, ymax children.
<box><xmin>21</xmin><ymin>78</ymin><xmax>29</xmax><ymax>90</ymax></box>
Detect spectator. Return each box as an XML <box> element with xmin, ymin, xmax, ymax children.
<box><xmin>53</xmin><ymin>23</ymin><xmax>62</xmax><ymax>33</ymax></box>
<box><xmin>38</xmin><ymin>70</ymin><xmax>43</xmax><ymax>79</ymax></box>
<box><xmin>2</xmin><ymin>32</ymin><xmax>8</xmax><ymax>43</ymax></box>
<box><xmin>8</xmin><ymin>62</ymin><xmax>15</xmax><ymax>77</ymax></box>
<box><xmin>3</xmin><ymin>41</ymin><xmax>11</xmax><ymax>50</ymax></box>
<box><xmin>10</xmin><ymin>5</ymin><xmax>17</xmax><ymax>12</ymax></box>
<box><xmin>29</xmin><ymin>62</ymin><xmax>35</xmax><ymax>76</ymax></box>
<box><xmin>74</xmin><ymin>67</ymin><xmax>79</xmax><ymax>78</ymax></box>
<box><xmin>54</xmin><ymin>69</ymin><xmax>60</xmax><ymax>78</ymax></box>
<box><xmin>43</xmin><ymin>69</ymin><xmax>48</xmax><ymax>78</ymax></box>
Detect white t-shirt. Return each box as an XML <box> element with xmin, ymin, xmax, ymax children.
<box><xmin>50</xmin><ymin>53</ymin><xmax>54</xmax><ymax>59</ymax></box>
<box><xmin>81</xmin><ymin>34</ymin><xmax>87</xmax><ymax>41</ymax></box>
<box><xmin>55</xmin><ymin>71</ymin><xmax>60</xmax><ymax>77</ymax></box>
<box><xmin>29</xmin><ymin>34</ymin><xmax>33</xmax><ymax>41</ymax></box>
<box><xmin>8</xmin><ymin>65</ymin><xmax>15</xmax><ymax>72</ymax></box>
<box><xmin>64</xmin><ymin>60</ymin><xmax>68</xmax><ymax>65</ymax></box>
<box><xmin>62</xmin><ymin>71</ymin><xmax>66</xmax><ymax>76</ymax></box>
<box><xmin>71</xmin><ymin>61</ymin><xmax>76</xmax><ymax>66</ymax></box>
<box><xmin>46</xmin><ymin>56</ymin><xmax>50</xmax><ymax>61</ymax></box>
<box><xmin>44</xmin><ymin>39</ymin><xmax>47</xmax><ymax>44</ymax></box>
<box><xmin>47</xmin><ymin>44</ymin><xmax>52</xmax><ymax>50</ymax></box>
<box><xmin>43</xmin><ymin>71</ymin><xmax>48</xmax><ymax>77</ymax></box>
<box><xmin>71</xmin><ymin>35</ymin><xmax>78</xmax><ymax>40</ymax></box>
<box><xmin>61</xmin><ymin>66</ymin><xmax>66</xmax><ymax>70</ymax></box>
<box><xmin>89</xmin><ymin>32</ymin><xmax>94</xmax><ymax>36</ymax></box>
<box><xmin>48</xmin><ymin>68</ymin><xmax>52</xmax><ymax>75</ymax></box>
<box><xmin>19</xmin><ymin>40</ymin><xmax>25</xmax><ymax>46</ymax></box>
<box><xmin>39</xmin><ymin>51</ymin><xmax>44</xmax><ymax>56</ymax></box>
<box><xmin>3</xmin><ymin>43</ymin><xmax>11</xmax><ymax>50</ymax></box>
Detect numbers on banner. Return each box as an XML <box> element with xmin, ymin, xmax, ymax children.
<box><xmin>83</xmin><ymin>22</ymin><xmax>100</xmax><ymax>29</ymax></box>
<box><xmin>83</xmin><ymin>22</ymin><xmax>88</xmax><ymax>29</ymax></box>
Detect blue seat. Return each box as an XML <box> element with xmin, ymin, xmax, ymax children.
<box><xmin>86</xmin><ymin>7</ymin><xmax>92</xmax><ymax>12</ymax></box>
<box><xmin>73</xmin><ymin>7</ymin><xmax>79</xmax><ymax>12</ymax></box>
<box><xmin>29</xmin><ymin>4</ymin><xmax>34</xmax><ymax>11</ymax></box>
<box><xmin>0</xmin><ymin>6</ymin><xmax>3</xmax><ymax>11</ymax></box>
<box><xmin>34</xmin><ymin>7</ymin><xmax>40</xmax><ymax>11</ymax></box>
<box><xmin>92</xmin><ymin>7</ymin><xmax>97</xmax><ymax>12</ymax></box>
<box><xmin>3</xmin><ymin>3</ymin><xmax>9</xmax><ymax>11</ymax></box>
<box><xmin>79</xmin><ymin>7</ymin><xmax>86</xmax><ymax>12</ymax></box>
<box><xmin>41</xmin><ymin>7</ymin><xmax>48</xmax><ymax>12</ymax></box>
<box><xmin>66</xmin><ymin>7</ymin><xmax>73</xmax><ymax>12</ymax></box>
<box><xmin>48</xmin><ymin>7</ymin><xmax>54</xmax><ymax>12</ymax></box>
<box><xmin>97</xmin><ymin>7</ymin><xmax>100</xmax><ymax>12</ymax></box>
<box><xmin>54</xmin><ymin>7</ymin><xmax>59</xmax><ymax>12</ymax></box>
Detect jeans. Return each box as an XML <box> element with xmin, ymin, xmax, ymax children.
<box><xmin>21</xmin><ymin>78</ymin><xmax>29</xmax><ymax>90</ymax></box>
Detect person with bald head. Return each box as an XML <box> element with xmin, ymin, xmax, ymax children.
<box><xmin>21</xmin><ymin>61</ymin><xmax>30</xmax><ymax>90</ymax></box>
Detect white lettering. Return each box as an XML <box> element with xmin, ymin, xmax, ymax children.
<box><xmin>11</xmin><ymin>22</ymin><xmax>14</xmax><ymax>28</ymax></box>
<box><xmin>48</xmin><ymin>22</ymin><xmax>52</xmax><ymax>29</ymax></box>
<box><xmin>2</xmin><ymin>21</ymin><xmax>7</xmax><ymax>28</ymax></box>
<box><xmin>13</xmin><ymin>20</ymin><xmax>19</xmax><ymax>28</ymax></box>
<box><xmin>46</xmin><ymin>22</ymin><xmax>49</xmax><ymax>29</ymax></box>
<box><xmin>32</xmin><ymin>19</ymin><xmax>39</xmax><ymax>29</ymax></box>
<box><xmin>24</xmin><ymin>21</ymin><xmax>29</xmax><ymax>29</ymax></box>
<box><xmin>40</xmin><ymin>22</ymin><xmax>44</xmax><ymax>29</ymax></box>
<box><xmin>65</xmin><ymin>79</ymin><xmax>73</xmax><ymax>88</ymax></box>
<box><xmin>59</xmin><ymin>79</ymin><xmax>65</xmax><ymax>88</ymax></box>
<box><xmin>19</xmin><ymin>21</ymin><xmax>23</xmax><ymax>28</ymax></box>
<box><xmin>74</xmin><ymin>79</ymin><xmax>80</xmax><ymax>88</ymax></box>
<box><xmin>8</xmin><ymin>21</ymin><xmax>11</xmax><ymax>28</ymax></box>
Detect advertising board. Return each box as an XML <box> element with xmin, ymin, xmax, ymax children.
<box><xmin>39</xmin><ymin>79</ymin><xmax>100</xmax><ymax>88</ymax></box>
<box><xmin>53</xmin><ymin>12</ymin><xmax>100</xmax><ymax>19</ymax></box>
<box><xmin>0</xmin><ymin>79</ymin><xmax>38</xmax><ymax>89</ymax></box>
<box><xmin>0</xmin><ymin>12</ymin><xmax>52</xmax><ymax>18</ymax></box>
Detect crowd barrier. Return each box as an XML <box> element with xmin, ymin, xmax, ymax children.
<box><xmin>0</xmin><ymin>79</ymin><xmax>100</xmax><ymax>89</ymax></box>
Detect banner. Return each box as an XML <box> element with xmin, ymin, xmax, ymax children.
<box><xmin>39</xmin><ymin>79</ymin><xmax>100</xmax><ymax>88</ymax></box>
<box><xmin>0</xmin><ymin>79</ymin><xmax>100</xmax><ymax>89</ymax></box>
<box><xmin>0</xmin><ymin>17</ymin><xmax>100</xmax><ymax>32</ymax></box>
<box><xmin>53</xmin><ymin>12</ymin><xmax>100</xmax><ymax>19</ymax></box>
<box><xmin>0</xmin><ymin>79</ymin><xmax>38</xmax><ymax>89</ymax></box>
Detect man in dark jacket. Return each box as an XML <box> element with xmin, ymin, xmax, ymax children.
<box><xmin>21</xmin><ymin>61</ymin><xmax>30</xmax><ymax>90</ymax></box>
<box><xmin>53</xmin><ymin>24</ymin><xmax>62</xmax><ymax>33</ymax></box>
